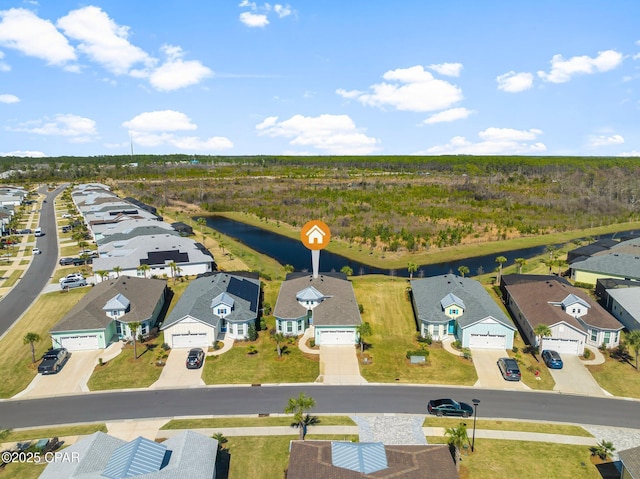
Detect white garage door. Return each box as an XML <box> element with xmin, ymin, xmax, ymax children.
<box><xmin>319</xmin><ymin>330</ymin><xmax>355</xmax><ymax>345</ymax></box>
<box><xmin>171</xmin><ymin>333</ymin><xmax>209</xmax><ymax>349</ymax></box>
<box><xmin>60</xmin><ymin>334</ymin><xmax>99</xmax><ymax>351</ymax></box>
<box><xmin>542</xmin><ymin>337</ymin><xmax>580</xmax><ymax>355</ymax></box>
<box><xmin>469</xmin><ymin>333</ymin><xmax>506</xmax><ymax>349</ymax></box>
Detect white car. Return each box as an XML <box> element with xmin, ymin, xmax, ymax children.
<box><xmin>32</xmin><ymin>248</ymin><xmax>41</xmax><ymax>255</ymax></box>
<box><xmin>59</xmin><ymin>273</ymin><xmax>84</xmax><ymax>283</ymax></box>
<box><xmin>61</xmin><ymin>213</ymin><xmax>73</xmax><ymax>218</ymax></box>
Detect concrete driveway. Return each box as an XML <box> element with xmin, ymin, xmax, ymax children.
<box><xmin>548</xmin><ymin>355</ymin><xmax>608</xmax><ymax>396</ymax></box>
<box><xmin>319</xmin><ymin>345</ymin><xmax>367</xmax><ymax>385</ymax></box>
<box><xmin>17</xmin><ymin>350</ymin><xmax>103</xmax><ymax>398</ymax></box>
<box><xmin>472</xmin><ymin>349</ymin><xmax>528</xmax><ymax>390</ymax></box>
<box><xmin>151</xmin><ymin>348</ymin><xmax>204</xmax><ymax>389</ymax></box>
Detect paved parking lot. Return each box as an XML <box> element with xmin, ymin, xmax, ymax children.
<box><xmin>548</xmin><ymin>354</ymin><xmax>608</xmax><ymax>396</ymax></box>
<box><xmin>472</xmin><ymin>349</ymin><xmax>528</xmax><ymax>390</ymax></box>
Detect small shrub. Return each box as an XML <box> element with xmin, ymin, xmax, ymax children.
<box><xmin>452</xmin><ymin>340</ymin><xmax>462</xmax><ymax>350</ymax></box>
<box><xmin>358</xmin><ymin>303</ymin><xmax>364</xmax><ymax>314</ymax></box>
<box><xmin>263</xmin><ymin>302</ymin><xmax>272</xmax><ymax>316</ymax></box>
<box><xmin>213</xmin><ymin>341</ymin><xmax>222</xmax><ymax>350</ymax></box>
<box><xmin>98</xmin><ymin>357</ymin><xmax>103</xmax><ymax>366</ymax></box>
<box><xmin>406</xmin><ymin>347</ymin><xmax>429</xmax><ymax>360</ymax></box>
<box><xmin>599</xmin><ymin>342</ymin><xmax>607</xmax><ymax>352</ymax></box>
<box><xmin>582</xmin><ymin>349</ymin><xmax>591</xmax><ymax>359</ymax></box>
<box><xmin>246</xmin><ymin>345</ymin><xmax>258</xmax><ymax>355</ymax></box>
<box><xmin>462</xmin><ymin>348</ymin><xmax>472</xmax><ymax>361</ymax></box>
<box><xmin>161</xmin><ymin>342</ymin><xmax>171</xmax><ymax>351</ymax></box>
<box><xmin>259</xmin><ymin>319</ymin><xmax>267</xmax><ymax>331</ymax></box>
<box><xmin>512</xmin><ymin>346</ymin><xmax>519</xmax><ymax>353</ymax></box>
<box><xmin>248</xmin><ymin>324</ymin><xmax>258</xmax><ymax>342</ymax></box>
<box><xmin>417</xmin><ymin>333</ymin><xmax>433</xmax><ymax>345</ymax></box>
<box><xmin>309</xmin><ymin>339</ymin><xmax>316</xmax><ymax>348</ymax></box>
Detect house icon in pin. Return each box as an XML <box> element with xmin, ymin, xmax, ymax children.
<box><xmin>305</xmin><ymin>224</ymin><xmax>326</xmax><ymax>245</ymax></box>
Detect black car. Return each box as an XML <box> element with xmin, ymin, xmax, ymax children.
<box><xmin>186</xmin><ymin>348</ymin><xmax>205</xmax><ymax>369</ymax></box>
<box><xmin>427</xmin><ymin>398</ymin><xmax>474</xmax><ymax>417</ymax></box>
<box><xmin>59</xmin><ymin>257</ymin><xmax>75</xmax><ymax>266</ymax></box>
<box><xmin>38</xmin><ymin>348</ymin><xmax>70</xmax><ymax>375</ymax></box>
<box><xmin>497</xmin><ymin>357</ymin><xmax>522</xmax><ymax>381</ymax></box>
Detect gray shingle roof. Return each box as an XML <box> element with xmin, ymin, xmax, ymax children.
<box><xmin>274</xmin><ymin>274</ymin><xmax>362</xmax><ymax>326</ymax></box>
<box><xmin>162</xmin><ymin>272</ymin><xmax>260</xmax><ymax>329</ymax></box>
<box><xmin>571</xmin><ymin>253</ymin><xmax>640</xmax><ymax>280</ymax></box>
<box><xmin>411</xmin><ymin>275</ymin><xmax>515</xmax><ymax>329</ymax></box>
<box><xmin>606</xmin><ymin>287</ymin><xmax>640</xmax><ymax>320</ymax></box>
<box><xmin>51</xmin><ymin>276</ymin><xmax>167</xmax><ymax>332</ymax></box>
<box><xmin>619</xmin><ymin>445</ymin><xmax>640</xmax><ymax>479</ymax></box>
<box><xmin>97</xmin><ymin>225</ymin><xmax>179</xmax><ymax>246</ymax></box>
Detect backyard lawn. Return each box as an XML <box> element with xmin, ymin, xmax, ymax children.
<box><xmin>352</xmin><ymin>275</ymin><xmax>477</xmax><ymax>385</ymax></box>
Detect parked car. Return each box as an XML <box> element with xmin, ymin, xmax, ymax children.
<box><xmin>59</xmin><ymin>257</ymin><xmax>75</xmax><ymax>266</ymax></box>
<box><xmin>38</xmin><ymin>348</ymin><xmax>70</xmax><ymax>375</ymax></box>
<box><xmin>427</xmin><ymin>398</ymin><xmax>474</xmax><ymax>417</ymax></box>
<box><xmin>542</xmin><ymin>350</ymin><xmax>564</xmax><ymax>369</ymax></box>
<box><xmin>32</xmin><ymin>248</ymin><xmax>41</xmax><ymax>255</ymax></box>
<box><xmin>72</xmin><ymin>257</ymin><xmax>92</xmax><ymax>266</ymax></box>
<box><xmin>59</xmin><ymin>273</ymin><xmax>84</xmax><ymax>284</ymax></box>
<box><xmin>61</xmin><ymin>226</ymin><xmax>71</xmax><ymax>233</ymax></box>
<box><xmin>60</xmin><ymin>277</ymin><xmax>87</xmax><ymax>289</ymax></box>
<box><xmin>61</xmin><ymin>213</ymin><xmax>73</xmax><ymax>218</ymax></box>
<box><xmin>497</xmin><ymin>357</ymin><xmax>522</xmax><ymax>381</ymax></box>
<box><xmin>186</xmin><ymin>348</ymin><xmax>205</xmax><ymax>369</ymax></box>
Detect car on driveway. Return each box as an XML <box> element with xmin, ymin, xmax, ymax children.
<box><xmin>38</xmin><ymin>348</ymin><xmax>70</xmax><ymax>375</ymax></box>
<box><xmin>59</xmin><ymin>257</ymin><xmax>74</xmax><ymax>266</ymax></box>
<box><xmin>186</xmin><ymin>348</ymin><xmax>205</xmax><ymax>369</ymax></box>
<box><xmin>497</xmin><ymin>357</ymin><xmax>522</xmax><ymax>381</ymax></box>
<box><xmin>427</xmin><ymin>398</ymin><xmax>474</xmax><ymax>417</ymax></box>
<box><xmin>32</xmin><ymin>248</ymin><xmax>41</xmax><ymax>255</ymax></box>
<box><xmin>59</xmin><ymin>273</ymin><xmax>84</xmax><ymax>284</ymax></box>
<box><xmin>542</xmin><ymin>350</ymin><xmax>563</xmax><ymax>369</ymax></box>
<box><xmin>61</xmin><ymin>213</ymin><xmax>73</xmax><ymax>218</ymax></box>
<box><xmin>60</xmin><ymin>277</ymin><xmax>87</xmax><ymax>289</ymax></box>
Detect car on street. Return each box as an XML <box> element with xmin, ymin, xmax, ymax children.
<box><xmin>32</xmin><ymin>248</ymin><xmax>41</xmax><ymax>255</ymax></box>
<box><xmin>427</xmin><ymin>398</ymin><xmax>474</xmax><ymax>417</ymax></box>
<box><xmin>186</xmin><ymin>348</ymin><xmax>205</xmax><ymax>369</ymax></box>
<box><xmin>497</xmin><ymin>357</ymin><xmax>522</xmax><ymax>381</ymax></box>
<box><xmin>60</xmin><ymin>277</ymin><xmax>88</xmax><ymax>289</ymax></box>
<box><xmin>542</xmin><ymin>350</ymin><xmax>564</xmax><ymax>369</ymax></box>
<box><xmin>59</xmin><ymin>257</ymin><xmax>75</xmax><ymax>265</ymax></box>
<box><xmin>38</xmin><ymin>348</ymin><xmax>70</xmax><ymax>375</ymax></box>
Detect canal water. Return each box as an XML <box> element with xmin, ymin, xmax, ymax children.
<box><xmin>204</xmin><ymin>216</ymin><xmax>636</xmax><ymax>278</ymax></box>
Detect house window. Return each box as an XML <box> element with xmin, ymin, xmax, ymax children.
<box><xmin>572</xmin><ymin>308</ymin><xmax>576</xmax><ymax>314</ymax></box>
<box><xmin>287</xmin><ymin>322</ymin><xmax>293</xmax><ymax>333</ymax></box>
<box><xmin>137</xmin><ymin>270</ymin><xmax>144</xmax><ymax>277</ymax></box>
<box><xmin>116</xmin><ymin>322</ymin><xmax>122</xmax><ymax>335</ymax></box>
<box><xmin>142</xmin><ymin>323</ymin><xmax>148</xmax><ymax>335</ymax></box>
<box><xmin>450</xmin><ymin>308</ymin><xmax>458</xmax><ymax>315</ymax></box>
<box><xmin>217</xmin><ymin>308</ymin><xmax>225</xmax><ymax>315</ymax></box>
<box><xmin>237</xmin><ymin>324</ymin><xmax>245</xmax><ymax>336</ymax></box>
<box><xmin>590</xmin><ymin>330</ymin><xmax>597</xmax><ymax>342</ymax></box>
<box><xmin>297</xmin><ymin>319</ymin><xmax>303</xmax><ymax>331</ymax></box>
<box><xmin>604</xmin><ymin>331</ymin><xmax>611</xmax><ymax>344</ymax></box>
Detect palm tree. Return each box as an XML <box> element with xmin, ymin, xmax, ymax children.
<box><xmin>129</xmin><ymin>322</ymin><xmax>141</xmax><ymax>359</ymax></box>
<box><xmin>534</xmin><ymin>324</ymin><xmax>552</xmax><ymax>352</ymax></box>
<box><xmin>284</xmin><ymin>393</ymin><xmax>316</xmax><ymax>440</ymax></box>
<box><xmin>457</xmin><ymin>265</ymin><xmax>469</xmax><ymax>278</ymax></box>
<box><xmin>211</xmin><ymin>432</ymin><xmax>228</xmax><ymax>450</ymax></box>
<box><xmin>407</xmin><ymin>262</ymin><xmax>418</xmax><ymax>279</ymax></box>
<box><xmin>137</xmin><ymin>264</ymin><xmax>151</xmax><ymax>279</ymax></box>
<box><xmin>626</xmin><ymin>330</ymin><xmax>640</xmax><ymax>370</ymax></box>
<box><xmin>23</xmin><ymin>332</ymin><xmax>41</xmax><ymax>363</ymax></box>
<box><xmin>445</xmin><ymin>422</ymin><xmax>469</xmax><ymax>469</ymax></box>
<box><xmin>196</xmin><ymin>217</ymin><xmax>206</xmax><ymax>236</ymax></box>
<box><xmin>96</xmin><ymin>270</ymin><xmax>109</xmax><ymax>282</ymax></box>
<box><xmin>340</xmin><ymin>265</ymin><xmax>353</xmax><ymax>277</ymax></box>
<box><xmin>495</xmin><ymin>256</ymin><xmax>507</xmax><ymax>283</ymax></box>
<box><xmin>514</xmin><ymin>258</ymin><xmax>527</xmax><ymax>274</ymax></box>
<box><xmin>356</xmin><ymin>322</ymin><xmax>372</xmax><ymax>354</ymax></box>
<box><xmin>590</xmin><ymin>440</ymin><xmax>616</xmax><ymax>460</ymax></box>
<box><xmin>168</xmin><ymin>261</ymin><xmax>182</xmax><ymax>282</ymax></box>
<box><xmin>112</xmin><ymin>266</ymin><xmax>122</xmax><ymax>278</ymax></box>
<box><xmin>272</xmin><ymin>331</ymin><xmax>286</xmax><ymax>357</ymax></box>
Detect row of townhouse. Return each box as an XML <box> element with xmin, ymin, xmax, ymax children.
<box><xmin>0</xmin><ymin>185</ymin><xmax>29</xmax><ymax>235</ymax></box>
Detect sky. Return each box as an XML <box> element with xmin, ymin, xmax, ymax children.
<box><xmin>0</xmin><ymin>0</ymin><xmax>640</xmax><ymax>158</ymax></box>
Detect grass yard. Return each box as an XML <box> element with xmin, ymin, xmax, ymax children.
<box><xmin>87</xmin><ymin>334</ymin><xmax>165</xmax><ymax>391</ymax></box>
<box><xmin>60</xmin><ymin>245</ymin><xmax>79</xmax><ymax>257</ymax></box>
<box><xmin>352</xmin><ymin>276</ymin><xmax>477</xmax><ymax>384</ymax></box>
<box><xmin>427</xmin><ymin>437</ymin><xmax>602</xmax><ymax>479</ymax></box>
<box><xmin>161</xmin><ymin>416</ymin><xmax>355</xmax><ymax>429</ymax></box>
<box><xmin>587</xmin><ymin>353</ymin><xmax>640</xmax><ymax>398</ymax></box>
<box><xmin>0</xmin><ymin>289</ymin><xmax>86</xmax><ymax>398</ymax></box>
<box><xmin>422</xmin><ymin>417</ymin><xmax>592</xmax><ymax>436</ymax></box>
<box><xmin>3</xmin><ymin>424</ymin><xmax>107</xmax><ymax>442</ymax></box>
<box><xmin>202</xmin><ymin>331</ymin><xmax>319</xmax><ymax>384</ymax></box>
<box><xmin>0</xmin><ymin>460</ymin><xmax>46</xmax><ymax>479</ymax></box>
<box><xmin>506</xmin><ymin>334</ymin><xmax>555</xmax><ymax>390</ymax></box>
<box><xmin>1</xmin><ymin>269</ymin><xmax>23</xmax><ymax>288</ymax></box>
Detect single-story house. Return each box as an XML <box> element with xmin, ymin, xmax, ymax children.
<box><xmin>604</xmin><ymin>286</ymin><xmax>640</xmax><ymax>331</ymax></box>
<box><xmin>50</xmin><ymin>276</ymin><xmax>167</xmax><ymax>351</ymax></box>
<box><xmin>570</xmin><ymin>237</ymin><xmax>640</xmax><ymax>285</ymax></box>
<box><xmin>171</xmin><ymin>221</ymin><xmax>194</xmax><ymax>236</ymax></box>
<box><xmin>273</xmin><ymin>272</ymin><xmax>362</xmax><ymax>346</ymax></box>
<box><xmin>38</xmin><ymin>430</ymin><xmax>217</xmax><ymax>479</ymax></box>
<box><xmin>161</xmin><ymin>272</ymin><xmax>261</xmax><ymax>348</ymax></box>
<box><xmin>286</xmin><ymin>441</ymin><xmax>458</xmax><ymax>479</ymax></box>
<box><xmin>566</xmin><ymin>238</ymin><xmax>618</xmax><ymax>264</ymax></box>
<box><xmin>501</xmin><ymin>275</ymin><xmax>624</xmax><ymax>355</ymax></box>
<box><xmin>411</xmin><ymin>274</ymin><xmax>516</xmax><ymax>350</ymax></box>
<box><xmin>619</xmin><ymin>444</ymin><xmax>640</xmax><ymax>479</ymax></box>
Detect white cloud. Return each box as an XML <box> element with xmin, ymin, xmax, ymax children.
<box><xmin>0</xmin><ymin>8</ymin><xmax>76</xmax><ymax>66</ymax></box>
<box><xmin>619</xmin><ymin>150</ymin><xmax>640</xmax><ymax>157</ymax></box>
<box><xmin>496</xmin><ymin>71</ymin><xmax>534</xmax><ymax>92</ymax></box>
<box><xmin>337</xmin><ymin>65</ymin><xmax>463</xmax><ymax>112</ymax></box>
<box><xmin>124</xmin><ymin>110</ymin><xmax>232</xmax><ymax>151</ymax></box>
<box><xmin>589</xmin><ymin>134</ymin><xmax>624</xmax><ymax>147</ymax></box>
<box><xmin>7</xmin><ymin>113</ymin><xmax>97</xmax><ymax>139</ymax></box>
<box><xmin>0</xmin><ymin>150</ymin><xmax>46</xmax><ymax>157</ymax></box>
<box><xmin>0</xmin><ymin>50</ymin><xmax>9</xmax><ymax>71</ymax></box>
<box><xmin>538</xmin><ymin>49</ymin><xmax>623</xmax><ymax>83</ymax></box>
<box><xmin>428</xmin><ymin>62</ymin><xmax>463</xmax><ymax>77</ymax></box>
<box><xmin>57</xmin><ymin>6</ymin><xmax>153</xmax><ymax>76</ymax></box>
<box><xmin>0</xmin><ymin>93</ymin><xmax>19</xmax><ymax>103</ymax></box>
<box><xmin>239</xmin><ymin>12</ymin><xmax>269</xmax><ymax>27</ymax></box>
<box><xmin>274</xmin><ymin>4</ymin><xmax>293</xmax><ymax>18</ymax></box>
<box><xmin>423</xmin><ymin>107</ymin><xmax>474</xmax><ymax>125</ymax></box>
<box><xmin>256</xmin><ymin>113</ymin><xmax>380</xmax><ymax>154</ymax></box>
<box><xmin>148</xmin><ymin>45</ymin><xmax>212</xmax><ymax>91</ymax></box>
<box><xmin>417</xmin><ymin>127</ymin><xmax>546</xmax><ymax>155</ymax></box>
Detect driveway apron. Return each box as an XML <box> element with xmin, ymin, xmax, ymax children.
<box><xmin>471</xmin><ymin>349</ymin><xmax>528</xmax><ymax>390</ymax></box>
<box><xmin>151</xmin><ymin>348</ymin><xmax>204</xmax><ymax>389</ymax></box>
<box><xmin>319</xmin><ymin>345</ymin><xmax>367</xmax><ymax>385</ymax></box>
<box><xmin>548</xmin><ymin>355</ymin><xmax>608</xmax><ymax>396</ymax></box>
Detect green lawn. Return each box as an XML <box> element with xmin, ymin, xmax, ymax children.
<box><xmin>0</xmin><ymin>289</ymin><xmax>86</xmax><ymax>398</ymax></box>
<box><xmin>87</xmin><ymin>335</ymin><xmax>165</xmax><ymax>391</ymax></box>
<box><xmin>161</xmin><ymin>416</ymin><xmax>355</xmax><ymax>429</ymax></box>
<box><xmin>1</xmin><ymin>269</ymin><xmax>23</xmax><ymax>288</ymax></box>
<box><xmin>202</xmin><ymin>331</ymin><xmax>319</xmax><ymax>384</ymax></box>
<box><xmin>506</xmin><ymin>334</ymin><xmax>555</xmax><ymax>390</ymax></box>
<box><xmin>4</xmin><ymin>424</ymin><xmax>107</xmax><ymax>442</ymax></box>
<box><xmin>0</xmin><ymin>461</ymin><xmax>46</xmax><ymax>479</ymax></box>
<box><xmin>427</xmin><ymin>437</ymin><xmax>602</xmax><ymax>479</ymax></box>
<box><xmin>587</xmin><ymin>353</ymin><xmax>640</xmax><ymax>398</ymax></box>
<box><xmin>352</xmin><ymin>276</ymin><xmax>477</xmax><ymax>384</ymax></box>
<box><xmin>422</xmin><ymin>417</ymin><xmax>592</xmax><ymax>437</ymax></box>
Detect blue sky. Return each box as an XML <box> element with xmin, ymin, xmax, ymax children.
<box><xmin>0</xmin><ymin>0</ymin><xmax>639</xmax><ymax>157</ymax></box>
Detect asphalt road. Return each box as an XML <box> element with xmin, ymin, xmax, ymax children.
<box><xmin>0</xmin><ymin>185</ymin><xmax>65</xmax><ymax>337</ymax></box>
<box><xmin>1</xmin><ymin>385</ymin><xmax>639</xmax><ymax>430</ymax></box>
